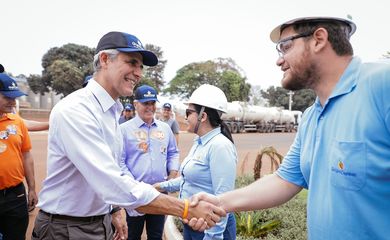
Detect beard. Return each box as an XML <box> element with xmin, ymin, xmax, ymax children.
<box><xmin>282</xmin><ymin>49</ymin><xmax>320</xmax><ymax>91</ymax></box>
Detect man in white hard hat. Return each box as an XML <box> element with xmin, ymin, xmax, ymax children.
<box><xmin>189</xmin><ymin>16</ymin><xmax>390</xmax><ymax>239</ymax></box>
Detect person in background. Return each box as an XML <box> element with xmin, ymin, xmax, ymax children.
<box><xmin>160</xmin><ymin>102</ymin><xmax>180</xmax><ymax>145</ymax></box>
<box><xmin>120</xmin><ymin>85</ymin><xmax>179</xmax><ymax>240</ymax></box>
<box><xmin>119</xmin><ymin>103</ymin><xmax>134</xmax><ymax>124</ymax></box>
<box><xmin>32</xmin><ymin>31</ymin><xmax>224</xmax><ymax>240</ymax></box>
<box><xmin>189</xmin><ymin>15</ymin><xmax>390</xmax><ymax>240</ymax></box>
<box><xmin>0</xmin><ymin>73</ymin><xmax>37</xmax><ymax>240</ymax></box>
<box><xmin>155</xmin><ymin>84</ymin><xmax>237</xmax><ymax>240</ymax></box>
<box><xmin>0</xmin><ymin>64</ymin><xmax>49</xmax><ymax>132</ymax></box>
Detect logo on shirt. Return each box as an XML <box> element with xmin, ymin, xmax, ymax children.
<box><xmin>331</xmin><ymin>160</ymin><xmax>357</xmax><ymax>177</ymax></box>
<box><xmin>151</xmin><ymin>130</ymin><xmax>165</xmax><ymax>140</ymax></box>
<box><xmin>138</xmin><ymin>142</ymin><xmax>148</xmax><ymax>153</ymax></box>
<box><xmin>6</xmin><ymin>125</ymin><xmax>17</xmax><ymax>135</ymax></box>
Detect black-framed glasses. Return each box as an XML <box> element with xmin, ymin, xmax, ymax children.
<box><xmin>276</xmin><ymin>32</ymin><xmax>314</xmax><ymax>57</ymax></box>
<box><xmin>185</xmin><ymin>109</ymin><xmax>197</xmax><ymax>118</ymax></box>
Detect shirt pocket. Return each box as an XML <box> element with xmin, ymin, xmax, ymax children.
<box><xmin>330</xmin><ymin>140</ymin><xmax>366</xmax><ymax>191</ymax></box>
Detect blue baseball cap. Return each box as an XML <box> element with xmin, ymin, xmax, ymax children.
<box><xmin>134</xmin><ymin>85</ymin><xmax>159</xmax><ymax>103</ymax></box>
<box><xmin>0</xmin><ymin>73</ymin><xmax>27</xmax><ymax>99</ymax></box>
<box><xmin>124</xmin><ymin>103</ymin><xmax>134</xmax><ymax>111</ymax></box>
<box><xmin>95</xmin><ymin>31</ymin><xmax>158</xmax><ymax>66</ymax></box>
<box><xmin>163</xmin><ymin>103</ymin><xmax>172</xmax><ymax>109</ymax></box>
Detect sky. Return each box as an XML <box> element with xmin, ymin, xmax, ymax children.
<box><xmin>1</xmin><ymin>0</ymin><xmax>389</xmax><ymax>89</ymax></box>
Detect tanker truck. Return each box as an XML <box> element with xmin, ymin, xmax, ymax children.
<box><xmin>221</xmin><ymin>101</ymin><xmax>301</xmax><ymax>133</ymax></box>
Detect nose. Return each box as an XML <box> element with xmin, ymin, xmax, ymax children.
<box><xmin>133</xmin><ymin>67</ymin><xmax>143</xmax><ymax>83</ymax></box>
<box><xmin>276</xmin><ymin>56</ymin><xmax>284</xmax><ymax>67</ymax></box>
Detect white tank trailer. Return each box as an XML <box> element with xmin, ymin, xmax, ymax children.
<box><xmin>221</xmin><ymin>101</ymin><xmax>302</xmax><ymax>133</ymax></box>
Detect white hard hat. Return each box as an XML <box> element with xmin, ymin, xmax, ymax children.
<box><xmin>187</xmin><ymin>84</ymin><xmax>228</xmax><ymax>113</ymax></box>
<box><xmin>270</xmin><ymin>16</ymin><xmax>356</xmax><ymax>43</ymax></box>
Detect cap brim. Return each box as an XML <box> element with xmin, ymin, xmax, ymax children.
<box><xmin>0</xmin><ymin>90</ymin><xmax>27</xmax><ymax>98</ymax></box>
<box><xmin>137</xmin><ymin>98</ymin><xmax>159</xmax><ymax>103</ymax></box>
<box><xmin>116</xmin><ymin>48</ymin><xmax>158</xmax><ymax>66</ymax></box>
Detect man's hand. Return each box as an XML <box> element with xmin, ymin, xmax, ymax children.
<box><xmin>184</xmin><ymin>193</ymin><xmax>225</xmax><ymax>231</ymax></box>
<box><xmin>111</xmin><ymin>210</ymin><xmax>127</xmax><ymax>240</ymax></box>
<box><xmin>28</xmin><ymin>189</ymin><xmax>38</xmax><ymax>212</ymax></box>
<box><xmin>183</xmin><ymin>192</ymin><xmax>223</xmax><ymax>231</ymax></box>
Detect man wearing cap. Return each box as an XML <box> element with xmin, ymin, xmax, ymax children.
<box><xmin>160</xmin><ymin>102</ymin><xmax>180</xmax><ymax>145</ymax></box>
<box><xmin>190</xmin><ymin>16</ymin><xmax>390</xmax><ymax>239</ymax></box>
<box><xmin>119</xmin><ymin>103</ymin><xmax>135</xmax><ymax>124</ymax></box>
<box><xmin>0</xmin><ymin>73</ymin><xmax>37</xmax><ymax>240</ymax></box>
<box><xmin>32</xmin><ymin>31</ymin><xmax>225</xmax><ymax>240</ymax></box>
<box><xmin>120</xmin><ymin>85</ymin><xmax>179</xmax><ymax>240</ymax></box>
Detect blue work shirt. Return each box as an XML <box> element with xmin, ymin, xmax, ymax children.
<box><xmin>120</xmin><ymin>115</ymin><xmax>179</xmax><ymax>184</ymax></box>
<box><xmin>277</xmin><ymin>57</ymin><xmax>390</xmax><ymax>240</ymax></box>
<box><xmin>160</xmin><ymin>127</ymin><xmax>237</xmax><ymax>240</ymax></box>
<box><xmin>37</xmin><ymin>80</ymin><xmax>159</xmax><ymax>216</ymax></box>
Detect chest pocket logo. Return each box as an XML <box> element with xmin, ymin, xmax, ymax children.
<box><xmin>330</xmin><ymin>141</ymin><xmax>366</xmax><ymax>191</ymax></box>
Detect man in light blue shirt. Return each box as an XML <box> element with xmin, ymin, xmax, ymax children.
<box><xmin>120</xmin><ymin>85</ymin><xmax>179</xmax><ymax>240</ymax></box>
<box><xmin>32</xmin><ymin>32</ymin><xmax>225</xmax><ymax>240</ymax></box>
<box><xmin>190</xmin><ymin>16</ymin><xmax>390</xmax><ymax>240</ymax></box>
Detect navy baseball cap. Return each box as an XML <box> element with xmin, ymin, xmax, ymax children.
<box><xmin>95</xmin><ymin>31</ymin><xmax>158</xmax><ymax>66</ymax></box>
<box><xmin>124</xmin><ymin>103</ymin><xmax>134</xmax><ymax>111</ymax></box>
<box><xmin>0</xmin><ymin>73</ymin><xmax>27</xmax><ymax>98</ymax></box>
<box><xmin>163</xmin><ymin>103</ymin><xmax>172</xmax><ymax>109</ymax></box>
<box><xmin>134</xmin><ymin>85</ymin><xmax>159</xmax><ymax>103</ymax></box>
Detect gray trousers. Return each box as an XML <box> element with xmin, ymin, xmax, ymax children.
<box><xmin>32</xmin><ymin>210</ymin><xmax>113</xmax><ymax>240</ymax></box>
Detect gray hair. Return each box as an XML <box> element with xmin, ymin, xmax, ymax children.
<box><xmin>93</xmin><ymin>49</ymin><xmax>120</xmax><ymax>72</ymax></box>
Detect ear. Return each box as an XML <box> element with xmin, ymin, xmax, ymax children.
<box><xmin>312</xmin><ymin>27</ymin><xmax>328</xmax><ymax>53</ymax></box>
<box><xmin>99</xmin><ymin>52</ymin><xmax>110</xmax><ymax>68</ymax></box>
<box><xmin>201</xmin><ymin>112</ymin><xmax>208</xmax><ymax>122</ymax></box>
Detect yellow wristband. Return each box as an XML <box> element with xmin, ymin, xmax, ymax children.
<box><xmin>182</xmin><ymin>199</ymin><xmax>189</xmax><ymax>219</ymax></box>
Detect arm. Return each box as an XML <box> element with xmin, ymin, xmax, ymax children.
<box><xmin>166</xmin><ymin>126</ymin><xmax>180</xmax><ymax>179</ymax></box>
<box><xmin>156</xmin><ymin>176</ymin><xmax>182</xmax><ymax>193</ymax></box>
<box><xmin>119</xmin><ymin>127</ymin><xmax>135</xmax><ymax>178</ymax></box>
<box><xmin>23</xmin><ymin>119</ymin><xmax>49</xmax><ymax>131</ymax></box>
<box><xmin>22</xmin><ymin>151</ymin><xmax>38</xmax><ymax>211</ymax></box>
<box><xmin>219</xmin><ymin>173</ymin><xmax>302</xmax><ymax>213</ymax></box>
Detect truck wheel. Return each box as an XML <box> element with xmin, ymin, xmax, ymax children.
<box><xmin>232</xmin><ymin>123</ymin><xmax>239</xmax><ymax>134</ymax></box>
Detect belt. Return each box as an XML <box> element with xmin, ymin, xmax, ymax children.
<box><xmin>40</xmin><ymin>210</ymin><xmax>106</xmax><ymax>223</ymax></box>
<box><xmin>0</xmin><ymin>182</ymin><xmax>24</xmax><ymax>196</ymax></box>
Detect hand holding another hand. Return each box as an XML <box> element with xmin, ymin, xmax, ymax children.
<box><xmin>183</xmin><ymin>192</ymin><xmax>225</xmax><ymax>231</ymax></box>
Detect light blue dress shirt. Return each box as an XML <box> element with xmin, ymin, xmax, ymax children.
<box><xmin>159</xmin><ymin>127</ymin><xmax>237</xmax><ymax>240</ymax></box>
<box><xmin>37</xmin><ymin>80</ymin><xmax>159</xmax><ymax>217</ymax></box>
<box><xmin>119</xmin><ymin>115</ymin><xmax>179</xmax><ymax>184</ymax></box>
<box><xmin>277</xmin><ymin>57</ymin><xmax>390</xmax><ymax>240</ymax></box>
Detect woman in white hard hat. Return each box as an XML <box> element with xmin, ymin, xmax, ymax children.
<box><xmin>155</xmin><ymin>84</ymin><xmax>237</xmax><ymax>240</ymax></box>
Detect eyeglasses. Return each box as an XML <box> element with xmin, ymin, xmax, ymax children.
<box><xmin>276</xmin><ymin>32</ymin><xmax>314</xmax><ymax>57</ymax></box>
<box><xmin>185</xmin><ymin>109</ymin><xmax>197</xmax><ymax>118</ymax></box>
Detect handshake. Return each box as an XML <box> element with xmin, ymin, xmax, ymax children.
<box><xmin>181</xmin><ymin>192</ymin><xmax>226</xmax><ymax>232</ymax></box>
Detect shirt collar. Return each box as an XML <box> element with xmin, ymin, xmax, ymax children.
<box><xmin>314</xmin><ymin>57</ymin><xmax>361</xmax><ymax>110</ymax></box>
<box><xmin>86</xmin><ymin>79</ymin><xmax>122</xmax><ymax>113</ymax></box>
<box><xmin>196</xmin><ymin>127</ymin><xmax>221</xmax><ymax>145</ymax></box>
<box><xmin>133</xmin><ymin>115</ymin><xmax>157</xmax><ymax>128</ymax></box>
<box><xmin>0</xmin><ymin>113</ymin><xmax>15</xmax><ymax>121</ymax></box>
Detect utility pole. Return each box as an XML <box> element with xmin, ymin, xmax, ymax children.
<box><xmin>288</xmin><ymin>91</ymin><xmax>294</xmax><ymax>111</ymax></box>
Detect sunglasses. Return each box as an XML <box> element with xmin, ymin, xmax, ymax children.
<box><xmin>185</xmin><ymin>109</ymin><xmax>197</xmax><ymax>118</ymax></box>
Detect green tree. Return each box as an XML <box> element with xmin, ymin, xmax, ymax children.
<box><xmin>139</xmin><ymin>44</ymin><xmax>167</xmax><ymax>92</ymax></box>
<box><xmin>261</xmin><ymin>86</ymin><xmax>315</xmax><ymax>112</ymax></box>
<box><xmin>165</xmin><ymin>58</ymin><xmax>250</xmax><ymax>101</ymax></box>
<box><xmin>27</xmin><ymin>43</ymin><xmax>94</xmax><ymax>96</ymax></box>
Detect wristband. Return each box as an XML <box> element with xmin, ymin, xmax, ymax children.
<box><xmin>110</xmin><ymin>206</ymin><xmax>121</xmax><ymax>215</ymax></box>
<box><xmin>182</xmin><ymin>199</ymin><xmax>189</xmax><ymax>219</ymax></box>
